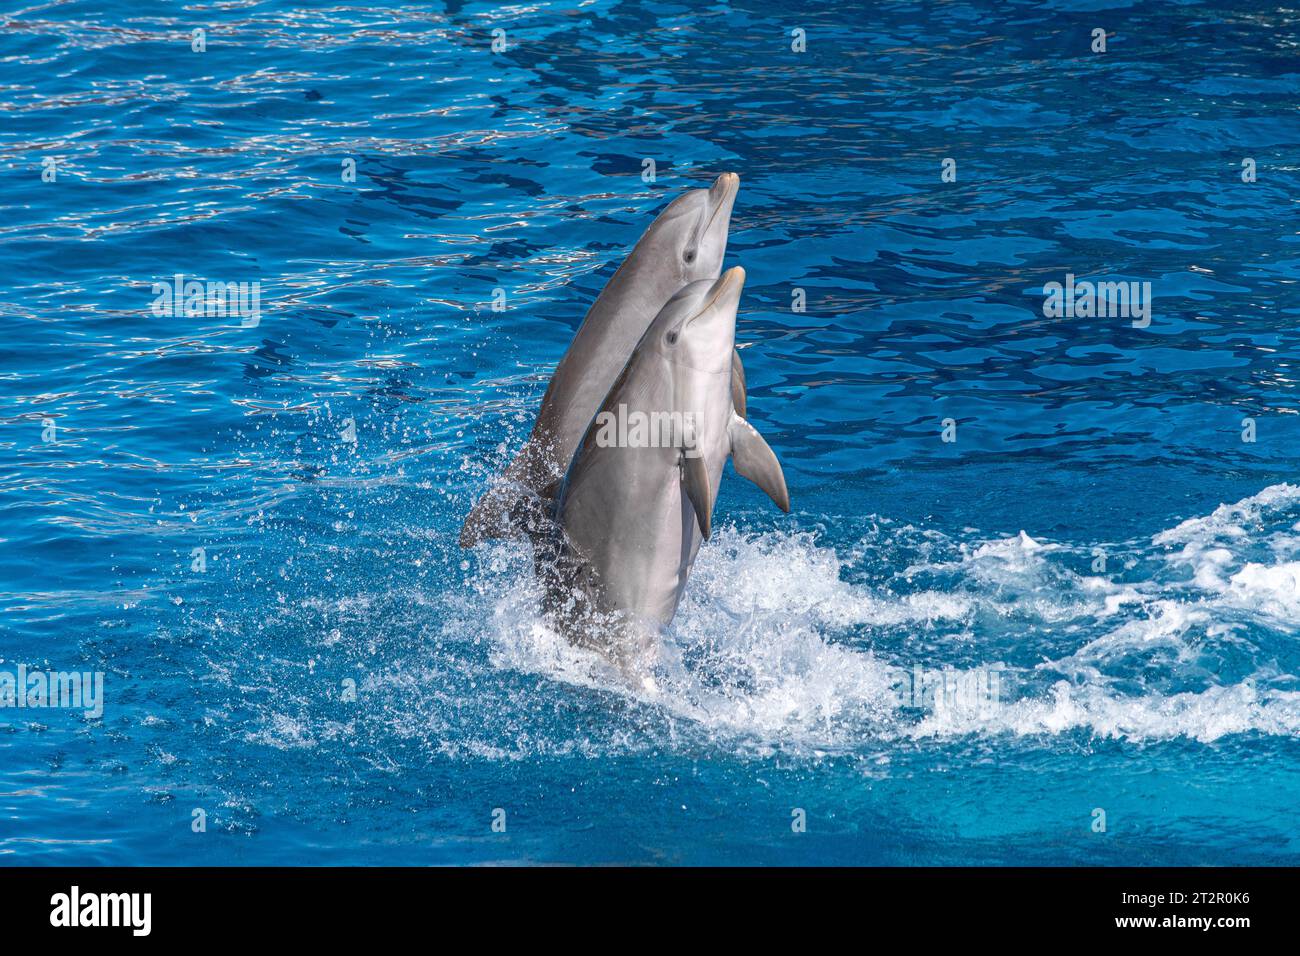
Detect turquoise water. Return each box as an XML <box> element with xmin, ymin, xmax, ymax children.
<box><xmin>2</xmin><ymin>0</ymin><xmax>1300</xmax><ymax>864</ymax></box>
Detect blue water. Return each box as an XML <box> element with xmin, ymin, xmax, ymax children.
<box><xmin>3</xmin><ymin>0</ymin><xmax>1300</xmax><ymax>866</ymax></box>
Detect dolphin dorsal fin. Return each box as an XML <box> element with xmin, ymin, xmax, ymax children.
<box><xmin>681</xmin><ymin>452</ymin><xmax>713</xmax><ymax>539</ymax></box>
<box><xmin>728</xmin><ymin>413</ymin><xmax>790</xmax><ymax>513</ymax></box>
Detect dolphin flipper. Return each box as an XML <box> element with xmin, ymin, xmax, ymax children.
<box><xmin>731</xmin><ymin>348</ymin><xmax>747</xmax><ymax>417</ymax></box>
<box><xmin>728</xmin><ymin>413</ymin><xmax>790</xmax><ymax>513</ymax></box>
<box><xmin>681</xmin><ymin>452</ymin><xmax>714</xmax><ymax>539</ymax></box>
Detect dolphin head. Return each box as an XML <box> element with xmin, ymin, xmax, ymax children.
<box><xmin>639</xmin><ymin>172</ymin><xmax>739</xmax><ymax>286</ymax></box>
<box><xmin>648</xmin><ymin>266</ymin><xmax>745</xmax><ymax>374</ymax></box>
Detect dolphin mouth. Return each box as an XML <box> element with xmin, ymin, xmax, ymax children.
<box><xmin>685</xmin><ymin>265</ymin><xmax>746</xmax><ymax>328</ymax></box>
<box><xmin>700</xmin><ymin>172</ymin><xmax>739</xmax><ymax>240</ymax></box>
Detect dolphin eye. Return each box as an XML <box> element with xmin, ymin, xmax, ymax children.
<box><xmin>666</xmin><ymin>329</ymin><xmax>679</xmax><ymax>345</ymax></box>
<box><xmin>683</xmin><ymin>249</ymin><xmax>696</xmax><ymax>264</ymax></box>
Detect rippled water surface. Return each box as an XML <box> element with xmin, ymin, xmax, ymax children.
<box><xmin>3</xmin><ymin>0</ymin><xmax>1300</xmax><ymax>864</ymax></box>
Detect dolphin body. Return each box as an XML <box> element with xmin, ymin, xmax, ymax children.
<box><xmin>542</xmin><ymin>267</ymin><xmax>790</xmax><ymax>678</ymax></box>
<box><xmin>460</xmin><ymin>173</ymin><xmax>743</xmax><ymax>547</ymax></box>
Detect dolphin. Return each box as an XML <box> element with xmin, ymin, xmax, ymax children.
<box><xmin>542</xmin><ymin>266</ymin><xmax>790</xmax><ymax>678</ymax></box>
<box><xmin>460</xmin><ymin>172</ymin><xmax>743</xmax><ymax>547</ymax></box>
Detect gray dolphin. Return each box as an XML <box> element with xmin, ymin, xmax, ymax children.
<box><xmin>460</xmin><ymin>173</ymin><xmax>742</xmax><ymax>547</ymax></box>
<box><xmin>543</xmin><ymin>266</ymin><xmax>789</xmax><ymax>679</ymax></box>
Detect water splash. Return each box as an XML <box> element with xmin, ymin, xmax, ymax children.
<box><xmin>462</xmin><ymin>485</ymin><xmax>1300</xmax><ymax>753</ymax></box>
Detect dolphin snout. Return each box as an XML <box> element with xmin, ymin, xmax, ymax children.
<box><xmin>709</xmin><ymin>171</ymin><xmax>739</xmax><ymax>204</ymax></box>
<box><xmin>701</xmin><ymin>173</ymin><xmax>739</xmax><ymax>237</ymax></box>
<box><xmin>716</xmin><ymin>264</ymin><xmax>745</xmax><ymax>294</ymax></box>
<box><xmin>688</xmin><ymin>266</ymin><xmax>746</xmax><ymax>329</ymax></box>
<box><xmin>717</xmin><ymin>264</ymin><xmax>745</xmax><ymax>294</ymax></box>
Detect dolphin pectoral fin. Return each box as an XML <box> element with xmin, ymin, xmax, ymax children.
<box><xmin>730</xmin><ymin>348</ymin><xmax>747</xmax><ymax>417</ymax></box>
<box><xmin>728</xmin><ymin>413</ymin><xmax>790</xmax><ymax>513</ymax></box>
<box><xmin>681</xmin><ymin>452</ymin><xmax>714</xmax><ymax>539</ymax></box>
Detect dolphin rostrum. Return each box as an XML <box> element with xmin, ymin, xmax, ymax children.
<box><xmin>542</xmin><ymin>266</ymin><xmax>789</xmax><ymax>678</ymax></box>
<box><xmin>460</xmin><ymin>172</ymin><xmax>742</xmax><ymax>547</ymax></box>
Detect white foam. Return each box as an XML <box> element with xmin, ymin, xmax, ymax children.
<box><xmin>916</xmin><ymin>680</ymin><xmax>1300</xmax><ymax>744</ymax></box>
<box><xmin>973</xmin><ymin>529</ymin><xmax>1046</xmax><ymax>559</ymax></box>
<box><xmin>1227</xmin><ymin>561</ymin><xmax>1300</xmax><ymax>622</ymax></box>
<box><xmin>459</xmin><ymin>489</ymin><xmax>1300</xmax><ymax>751</ymax></box>
<box><xmin>1154</xmin><ymin>482</ymin><xmax>1300</xmax><ymax>550</ymax></box>
<box><xmin>1149</xmin><ymin>483</ymin><xmax>1300</xmax><ymax>631</ymax></box>
<box><xmin>682</xmin><ymin>527</ymin><xmax>973</xmax><ymax>630</ymax></box>
<box><xmin>1052</xmin><ymin>599</ymin><xmax>1208</xmax><ymax>669</ymax></box>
